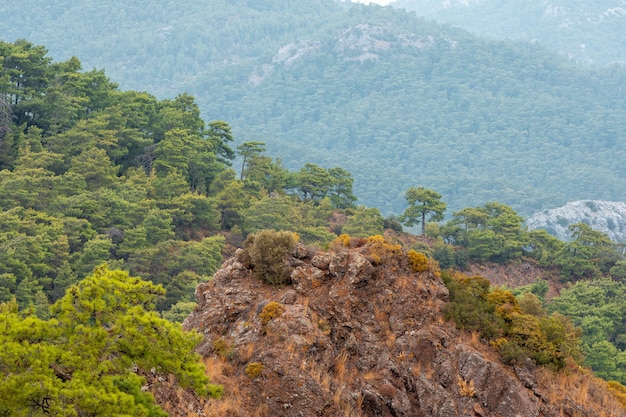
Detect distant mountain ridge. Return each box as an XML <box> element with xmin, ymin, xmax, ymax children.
<box><xmin>1</xmin><ymin>0</ymin><xmax>625</xmax><ymax>216</ymax></box>
<box><xmin>394</xmin><ymin>0</ymin><xmax>626</xmax><ymax>66</ymax></box>
<box><xmin>527</xmin><ymin>200</ymin><xmax>626</xmax><ymax>242</ymax></box>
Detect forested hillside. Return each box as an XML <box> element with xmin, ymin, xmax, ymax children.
<box><xmin>394</xmin><ymin>0</ymin><xmax>626</xmax><ymax>67</ymax></box>
<box><xmin>0</xmin><ymin>39</ymin><xmax>365</xmax><ymax>318</ymax></box>
<box><xmin>2</xmin><ymin>0</ymin><xmax>625</xmax><ymax>216</ymax></box>
<box><xmin>1</xmin><ymin>38</ymin><xmax>626</xmax><ymax>414</ymax></box>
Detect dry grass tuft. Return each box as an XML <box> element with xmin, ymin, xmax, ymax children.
<box><xmin>457</xmin><ymin>375</ymin><xmax>476</xmax><ymax>397</ymax></box>
<box><xmin>334</xmin><ymin>350</ymin><xmax>350</xmax><ymax>382</ymax></box>
<box><xmin>411</xmin><ymin>363</ymin><xmax>422</xmax><ymax>378</ymax></box>
<box><xmin>396</xmin><ymin>351</ymin><xmax>410</xmax><ymax>362</ymax></box>
<box><xmin>236</xmin><ymin>343</ymin><xmax>256</xmax><ymax>364</ymax></box>
<box><xmin>396</xmin><ymin>274</ymin><xmax>412</xmax><ymax>289</ymax></box>
<box><xmin>204</xmin><ymin>356</ymin><xmax>232</xmax><ymax>383</ymax></box>
<box><xmin>252</xmin><ymin>403</ymin><xmax>271</xmax><ymax>417</ymax></box>
<box><xmin>303</xmin><ymin>358</ymin><xmax>332</xmax><ymax>392</ymax></box>
<box><xmin>202</xmin><ymin>356</ymin><xmax>247</xmax><ymax>417</ymax></box>
<box><xmin>333</xmin><ymin>386</ymin><xmax>344</xmax><ymax>406</ymax></box>
<box><xmin>363</xmin><ymin>370</ymin><xmax>380</xmax><ymax>382</ymax></box>
<box><xmin>536</xmin><ymin>367</ymin><xmax>626</xmax><ymax>416</ymax></box>
<box><xmin>203</xmin><ymin>395</ymin><xmax>245</xmax><ymax>417</ymax></box>
<box><xmin>385</xmin><ymin>329</ymin><xmax>397</xmax><ymax>349</ymax></box>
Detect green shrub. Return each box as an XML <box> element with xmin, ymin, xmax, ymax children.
<box><xmin>491</xmin><ymin>338</ymin><xmax>529</xmax><ymax>365</ymax></box>
<box><xmin>238</xmin><ymin>230</ymin><xmax>296</xmax><ymax>285</ymax></box>
<box><xmin>442</xmin><ymin>270</ymin><xmax>583</xmax><ymax>370</ymax></box>
<box><xmin>245</xmin><ymin>362</ymin><xmax>264</xmax><ymax>378</ymax></box>
<box><xmin>212</xmin><ymin>337</ymin><xmax>233</xmax><ymax>360</ymax></box>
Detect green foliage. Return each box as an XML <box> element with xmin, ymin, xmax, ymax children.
<box><xmin>237</xmin><ymin>141</ymin><xmax>266</xmax><ymax>180</ymax></box>
<box><xmin>445</xmin><ymin>203</ymin><xmax>527</xmax><ymax>263</ymax></box>
<box><xmin>548</xmin><ymin>278</ymin><xmax>626</xmax><ymax>383</ymax></box>
<box><xmin>162</xmin><ymin>301</ymin><xmax>197</xmax><ymax>323</ymax></box>
<box><xmin>213</xmin><ymin>176</ymin><xmax>248</xmax><ymax>230</ymax></box>
<box><xmin>555</xmin><ymin>223</ymin><xmax>622</xmax><ymax>281</ymax></box>
<box><xmin>609</xmin><ymin>260</ymin><xmax>626</xmax><ymax>281</ymax></box>
<box><xmin>1</xmin><ymin>5</ymin><xmax>626</xmax><ymax>217</ymax></box>
<box><xmin>239</xmin><ymin>230</ymin><xmax>296</xmax><ymax>286</ymax></box>
<box><xmin>126</xmin><ymin>236</ymin><xmax>225</xmax><ymax>311</ymax></box>
<box><xmin>517</xmin><ymin>293</ymin><xmax>547</xmax><ymax>318</ymax></box>
<box><xmin>443</xmin><ymin>270</ymin><xmax>583</xmax><ymax>370</ymax></box>
<box><xmin>442</xmin><ymin>271</ymin><xmax>504</xmax><ymax>339</ymax></box>
<box><xmin>341</xmin><ymin>206</ymin><xmax>384</xmax><ymax>238</ymax></box>
<box><xmin>510</xmin><ymin>278</ymin><xmax>550</xmax><ymax>302</ymax></box>
<box><xmin>383</xmin><ymin>214</ymin><xmax>403</xmax><ymax>232</ymax></box>
<box><xmin>297</xmin><ymin>163</ymin><xmax>333</xmax><ymax>202</ymax></box>
<box><xmin>327</xmin><ymin>167</ymin><xmax>357</xmax><ymax>209</ymax></box>
<box><xmin>399</xmin><ymin>0</ymin><xmax>623</xmax><ymax>67</ymax></box>
<box><xmin>242</xmin><ymin>195</ymin><xmax>335</xmax><ymax>245</ymax></box>
<box><xmin>0</xmin><ymin>266</ymin><xmax>220</xmax><ymax>416</ymax></box>
<box><xmin>400</xmin><ymin>187</ymin><xmax>446</xmax><ymax>235</ymax></box>
<box><xmin>0</xmin><ymin>39</ymin><xmax>365</xmax><ymax>314</ymax></box>
<box><xmin>525</xmin><ymin>229</ymin><xmax>566</xmax><ymax>266</ymax></box>
<box><xmin>432</xmin><ymin>237</ymin><xmax>467</xmax><ymax>270</ymax></box>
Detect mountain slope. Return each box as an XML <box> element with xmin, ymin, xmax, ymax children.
<box><xmin>2</xmin><ymin>1</ymin><xmax>626</xmax><ymax>216</ymax></box>
<box><xmin>394</xmin><ymin>0</ymin><xmax>626</xmax><ymax>67</ymax></box>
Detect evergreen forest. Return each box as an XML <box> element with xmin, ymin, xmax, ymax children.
<box><xmin>2</xmin><ymin>1</ymin><xmax>626</xmax><ymax>414</ymax></box>
<box><xmin>395</xmin><ymin>0</ymin><xmax>626</xmax><ymax>67</ymax></box>
<box><xmin>1</xmin><ymin>39</ymin><xmax>626</xmax><ymax>415</ymax></box>
<box><xmin>1</xmin><ymin>0</ymin><xmax>625</xmax><ymax>216</ymax></box>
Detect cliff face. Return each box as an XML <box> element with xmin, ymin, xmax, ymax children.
<box><xmin>182</xmin><ymin>241</ymin><xmax>625</xmax><ymax>417</ymax></box>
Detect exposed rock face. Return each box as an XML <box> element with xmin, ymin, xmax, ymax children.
<box><xmin>183</xmin><ymin>242</ymin><xmax>624</xmax><ymax>417</ymax></box>
<box><xmin>527</xmin><ymin>200</ymin><xmax>626</xmax><ymax>242</ymax></box>
<box><xmin>249</xmin><ymin>23</ymin><xmax>455</xmax><ymax>85</ymax></box>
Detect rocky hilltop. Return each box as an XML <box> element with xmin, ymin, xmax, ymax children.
<box><xmin>180</xmin><ymin>238</ymin><xmax>624</xmax><ymax>417</ymax></box>
<box><xmin>527</xmin><ymin>200</ymin><xmax>626</xmax><ymax>242</ymax></box>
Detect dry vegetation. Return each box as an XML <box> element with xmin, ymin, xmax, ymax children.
<box><xmin>536</xmin><ymin>368</ymin><xmax>625</xmax><ymax>417</ymax></box>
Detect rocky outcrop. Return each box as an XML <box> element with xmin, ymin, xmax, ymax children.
<box><xmin>183</xmin><ymin>241</ymin><xmax>625</xmax><ymax>417</ymax></box>
<box><xmin>527</xmin><ymin>200</ymin><xmax>626</xmax><ymax>242</ymax></box>
<box><xmin>249</xmin><ymin>23</ymin><xmax>454</xmax><ymax>85</ymax></box>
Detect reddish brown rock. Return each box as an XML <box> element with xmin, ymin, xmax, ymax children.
<box><xmin>179</xmin><ymin>242</ymin><xmax>625</xmax><ymax>417</ymax></box>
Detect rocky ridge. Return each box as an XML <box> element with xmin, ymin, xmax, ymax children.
<box><xmin>527</xmin><ymin>200</ymin><xmax>626</xmax><ymax>242</ymax></box>
<box><xmin>180</xmin><ymin>240</ymin><xmax>625</xmax><ymax>417</ymax></box>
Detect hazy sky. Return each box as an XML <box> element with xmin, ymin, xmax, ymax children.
<box><xmin>351</xmin><ymin>0</ymin><xmax>396</xmax><ymax>5</ymax></box>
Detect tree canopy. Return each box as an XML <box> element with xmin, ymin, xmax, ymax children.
<box><xmin>400</xmin><ymin>186</ymin><xmax>446</xmax><ymax>235</ymax></box>
<box><xmin>2</xmin><ymin>0</ymin><xmax>624</xmax><ymax>216</ymax></box>
<box><xmin>0</xmin><ymin>266</ymin><xmax>220</xmax><ymax>416</ymax></box>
